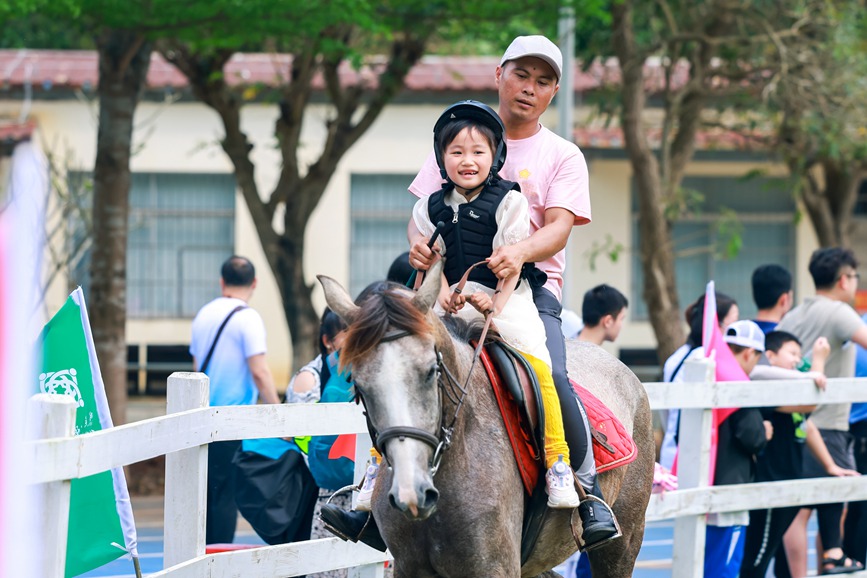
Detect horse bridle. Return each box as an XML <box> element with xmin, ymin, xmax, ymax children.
<box><xmin>361</xmin><ymin>242</ymin><xmax>503</xmax><ymax>476</ymax></box>
<box><xmin>358</xmin><ymin>329</ymin><xmax>470</xmax><ymax>477</ymax></box>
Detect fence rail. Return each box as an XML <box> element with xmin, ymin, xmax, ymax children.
<box><xmin>27</xmin><ymin>363</ymin><xmax>867</xmax><ymax>577</ymax></box>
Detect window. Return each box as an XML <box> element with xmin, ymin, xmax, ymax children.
<box><xmin>70</xmin><ymin>172</ymin><xmax>235</xmax><ymax>318</ymax></box>
<box><xmin>349</xmin><ymin>174</ymin><xmax>418</xmax><ymax>299</ymax></box>
<box><xmin>631</xmin><ymin>175</ymin><xmax>796</xmax><ymax>320</ymax></box>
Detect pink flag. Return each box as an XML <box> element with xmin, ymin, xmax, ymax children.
<box><xmin>703</xmin><ymin>281</ymin><xmax>747</xmax><ymax>483</ymax></box>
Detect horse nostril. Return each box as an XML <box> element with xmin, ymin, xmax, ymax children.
<box><xmin>388</xmin><ymin>491</ymin><xmax>400</xmax><ymax>511</ymax></box>
<box><xmin>422</xmin><ymin>487</ymin><xmax>439</xmax><ymax>509</ymax></box>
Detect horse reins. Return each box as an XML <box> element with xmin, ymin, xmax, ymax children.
<box><xmin>366</xmin><ymin>232</ymin><xmax>506</xmax><ymax>476</ymax></box>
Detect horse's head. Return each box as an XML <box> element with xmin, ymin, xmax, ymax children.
<box><xmin>318</xmin><ymin>262</ymin><xmax>448</xmax><ymax>520</ymax></box>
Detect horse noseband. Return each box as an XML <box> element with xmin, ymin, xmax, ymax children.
<box><xmin>360</xmin><ymin>330</ymin><xmax>460</xmax><ymax>476</ymax></box>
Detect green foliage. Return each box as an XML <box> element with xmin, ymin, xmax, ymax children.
<box><xmin>714</xmin><ymin>207</ymin><xmax>743</xmax><ymax>260</ymax></box>
<box><xmin>585</xmin><ymin>234</ymin><xmax>625</xmax><ymax>271</ymax></box>
<box><xmin>664</xmin><ymin>186</ymin><xmax>705</xmax><ymax>221</ymax></box>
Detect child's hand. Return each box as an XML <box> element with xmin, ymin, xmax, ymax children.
<box><xmin>441</xmin><ymin>291</ymin><xmax>466</xmax><ymax>314</ymax></box>
<box><xmin>467</xmin><ymin>292</ymin><xmax>494</xmax><ymax>315</ymax></box>
<box><xmin>806</xmin><ymin>371</ymin><xmax>828</xmax><ymax>391</ymax></box>
<box><xmin>410</xmin><ymin>237</ymin><xmax>440</xmax><ymax>271</ymax></box>
<box><xmin>763</xmin><ymin>420</ymin><xmax>774</xmax><ymax>441</ymax></box>
<box><xmin>812</xmin><ymin>337</ymin><xmax>830</xmax><ymax>364</ymax></box>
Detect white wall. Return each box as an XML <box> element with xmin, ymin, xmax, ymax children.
<box><xmin>1</xmin><ymin>95</ymin><xmax>819</xmax><ymax>382</ymax></box>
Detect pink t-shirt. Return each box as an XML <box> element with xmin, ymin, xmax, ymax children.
<box><xmin>409</xmin><ymin>124</ymin><xmax>591</xmax><ymax>301</ymax></box>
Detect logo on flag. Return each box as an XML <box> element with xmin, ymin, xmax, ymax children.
<box><xmin>39</xmin><ymin>369</ymin><xmax>85</xmax><ymax>408</ymax></box>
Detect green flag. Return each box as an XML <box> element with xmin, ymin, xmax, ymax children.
<box><xmin>37</xmin><ymin>288</ymin><xmax>138</xmax><ymax>577</ymax></box>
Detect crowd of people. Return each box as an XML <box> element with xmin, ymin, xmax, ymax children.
<box><xmin>656</xmin><ymin>250</ymin><xmax>867</xmax><ymax>578</ymax></box>
<box><xmin>185</xmin><ymin>30</ymin><xmax>867</xmax><ymax>578</ymax></box>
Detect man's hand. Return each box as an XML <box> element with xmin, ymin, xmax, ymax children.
<box><xmin>487</xmin><ymin>245</ymin><xmax>526</xmax><ymax>280</ymax></box>
<box><xmin>827</xmin><ymin>463</ymin><xmax>860</xmax><ymax>477</ymax></box>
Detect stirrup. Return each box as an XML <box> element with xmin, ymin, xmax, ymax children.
<box><xmin>571</xmin><ymin>494</ymin><xmax>622</xmax><ymax>553</ymax></box>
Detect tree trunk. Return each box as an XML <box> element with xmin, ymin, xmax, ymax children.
<box><xmin>611</xmin><ymin>1</ymin><xmax>685</xmax><ymax>363</ymax></box>
<box><xmin>273</xmin><ymin>230</ymin><xmax>319</xmax><ymax>371</ymax></box>
<box><xmin>90</xmin><ymin>32</ymin><xmax>151</xmax><ymax>425</ymax></box>
<box><xmin>798</xmin><ymin>160</ymin><xmax>864</xmax><ymax>248</ymax></box>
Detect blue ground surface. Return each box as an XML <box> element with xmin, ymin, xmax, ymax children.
<box><xmin>81</xmin><ymin>518</ymin><xmax>820</xmax><ymax>577</ymax></box>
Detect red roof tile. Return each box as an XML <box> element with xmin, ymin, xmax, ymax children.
<box><xmin>0</xmin><ymin>49</ymin><xmax>690</xmax><ymax>94</ymax></box>
<box><xmin>0</xmin><ymin>119</ymin><xmax>35</xmax><ymax>142</ymax></box>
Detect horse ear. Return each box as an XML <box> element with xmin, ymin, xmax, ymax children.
<box><xmin>411</xmin><ymin>259</ymin><xmax>443</xmax><ymax>312</ymax></box>
<box><xmin>317</xmin><ymin>275</ymin><xmax>360</xmax><ymax>323</ymax></box>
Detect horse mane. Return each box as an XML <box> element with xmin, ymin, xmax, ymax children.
<box><xmin>440</xmin><ymin>314</ymin><xmax>500</xmax><ymax>345</ymax></box>
<box><xmin>339</xmin><ymin>281</ymin><xmax>503</xmax><ymax>371</ymax></box>
<box><xmin>340</xmin><ymin>287</ymin><xmax>433</xmax><ymax>371</ymax></box>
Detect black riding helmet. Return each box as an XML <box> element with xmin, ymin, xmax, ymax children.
<box><xmin>433</xmin><ymin>100</ymin><xmax>507</xmax><ymax>183</ymax></box>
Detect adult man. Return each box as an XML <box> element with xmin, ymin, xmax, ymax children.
<box><xmin>777</xmin><ymin>247</ymin><xmax>867</xmax><ymax>574</ymax></box>
<box><xmin>321</xmin><ymin>35</ymin><xmax>617</xmax><ymax>554</ymax></box>
<box><xmin>190</xmin><ymin>255</ymin><xmax>280</xmax><ymax>544</ymax></box>
<box><xmin>844</xmin><ymin>313</ymin><xmax>867</xmax><ymax>566</ymax></box>
<box><xmin>751</xmin><ymin>264</ymin><xmax>793</xmax><ymax>334</ymax></box>
<box><xmin>577</xmin><ymin>284</ymin><xmax>629</xmax><ymax>346</ymax></box>
<box><xmin>407</xmin><ymin>35</ymin><xmax>615</xmax><ymax>546</ymax></box>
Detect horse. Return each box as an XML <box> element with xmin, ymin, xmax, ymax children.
<box><xmin>319</xmin><ymin>263</ymin><xmax>654</xmax><ymax>578</ymax></box>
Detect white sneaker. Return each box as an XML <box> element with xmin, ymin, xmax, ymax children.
<box><xmin>545</xmin><ymin>455</ymin><xmax>581</xmax><ymax>509</ymax></box>
<box><xmin>355</xmin><ymin>457</ymin><xmax>379</xmax><ymax>512</ymax></box>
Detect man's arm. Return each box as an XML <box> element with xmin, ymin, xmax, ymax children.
<box><xmin>247</xmin><ymin>353</ymin><xmax>280</xmax><ymax>404</ymax></box>
<box><xmin>851</xmin><ymin>325</ymin><xmax>867</xmax><ymax>349</ymax></box>
<box><xmin>487</xmin><ymin>207</ymin><xmax>574</xmax><ymax>280</ymax></box>
<box><xmin>805</xmin><ymin>420</ymin><xmax>860</xmax><ymax>476</ymax></box>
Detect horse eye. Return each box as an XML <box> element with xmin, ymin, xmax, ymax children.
<box><xmin>426</xmin><ymin>365</ymin><xmax>438</xmax><ymax>382</ymax></box>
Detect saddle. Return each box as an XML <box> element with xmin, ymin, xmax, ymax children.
<box><xmin>479</xmin><ymin>341</ymin><xmax>638</xmax><ymax>491</ymax></box>
<box><xmin>477</xmin><ymin>340</ymin><xmax>638</xmax><ymax>565</ymax></box>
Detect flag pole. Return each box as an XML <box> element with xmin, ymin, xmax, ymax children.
<box><xmin>133</xmin><ymin>556</ymin><xmax>142</xmax><ymax>578</ymax></box>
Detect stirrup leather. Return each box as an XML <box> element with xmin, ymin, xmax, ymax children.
<box><xmin>321</xmin><ymin>509</ymin><xmax>373</xmax><ymax>543</ymax></box>
<box><xmin>571</xmin><ymin>494</ymin><xmax>623</xmax><ymax>553</ymax></box>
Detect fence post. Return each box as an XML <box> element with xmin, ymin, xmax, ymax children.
<box><xmin>348</xmin><ymin>431</ymin><xmax>386</xmax><ymax>578</ymax></box>
<box><xmin>164</xmin><ymin>372</ymin><xmax>209</xmax><ymax>568</ymax></box>
<box><xmin>671</xmin><ymin>358</ymin><xmax>715</xmax><ymax>578</ymax></box>
<box><xmin>28</xmin><ymin>393</ymin><xmax>76</xmax><ymax>578</ymax></box>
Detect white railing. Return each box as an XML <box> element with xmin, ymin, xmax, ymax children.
<box><xmin>644</xmin><ymin>359</ymin><xmax>867</xmax><ymax>578</ymax></box>
<box><xmin>27</xmin><ymin>362</ymin><xmax>867</xmax><ymax>577</ymax></box>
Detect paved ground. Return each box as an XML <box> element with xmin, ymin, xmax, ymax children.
<box><xmin>80</xmin><ymin>495</ymin><xmax>824</xmax><ymax>577</ymax></box>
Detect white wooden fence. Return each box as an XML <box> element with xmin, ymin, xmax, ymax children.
<box><xmin>27</xmin><ymin>361</ymin><xmax>867</xmax><ymax>577</ymax></box>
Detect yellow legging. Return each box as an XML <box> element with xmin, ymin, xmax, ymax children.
<box><xmin>521</xmin><ymin>353</ymin><xmax>570</xmax><ymax>469</ymax></box>
<box><xmin>367</xmin><ymin>353</ymin><xmax>569</xmax><ymax>470</ymax></box>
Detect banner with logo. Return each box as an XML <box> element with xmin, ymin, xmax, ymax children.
<box><xmin>38</xmin><ymin>288</ymin><xmax>139</xmax><ymax>577</ymax></box>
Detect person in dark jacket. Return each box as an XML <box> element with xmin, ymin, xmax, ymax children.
<box><xmin>704</xmin><ymin>320</ymin><xmax>773</xmax><ymax>578</ymax></box>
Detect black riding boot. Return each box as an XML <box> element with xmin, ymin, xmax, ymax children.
<box><xmin>575</xmin><ymin>478</ymin><xmax>621</xmax><ymax>552</ymax></box>
<box><xmin>320</xmin><ymin>504</ymin><xmax>388</xmax><ymax>552</ymax></box>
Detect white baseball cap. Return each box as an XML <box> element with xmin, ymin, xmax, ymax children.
<box><xmin>724</xmin><ymin>320</ymin><xmax>766</xmax><ymax>352</ymax></box>
<box><xmin>500</xmin><ymin>35</ymin><xmax>563</xmax><ymax>81</ymax></box>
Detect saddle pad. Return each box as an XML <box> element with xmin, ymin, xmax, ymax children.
<box><xmin>571</xmin><ymin>380</ymin><xmax>638</xmax><ymax>473</ymax></box>
<box><xmin>478</xmin><ymin>346</ymin><xmax>542</xmax><ymax>496</ymax></box>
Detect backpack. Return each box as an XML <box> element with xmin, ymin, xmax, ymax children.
<box><xmin>306</xmin><ymin>353</ymin><xmax>356</xmax><ymax>491</ymax></box>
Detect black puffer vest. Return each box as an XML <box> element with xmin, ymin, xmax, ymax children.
<box><xmin>427</xmin><ymin>178</ymin><xmax>518</xmax><ymax>289</ymax></box>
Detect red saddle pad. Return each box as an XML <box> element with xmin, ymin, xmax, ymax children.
<box><xmin>571</xmin><ymin>380</ymin><xmax>638</xmax><ymax>473</ymax></box>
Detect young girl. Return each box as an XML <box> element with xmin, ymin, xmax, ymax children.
<box><xmin>410</xmin><ymin>100</ymin><xmax>580</xmax><ymax>509</ymax></box>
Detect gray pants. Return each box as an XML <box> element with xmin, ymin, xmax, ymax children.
<box><xmin>532</xmin><ymin>286</ymin><xmax>596</xmax><ymax>488</ymax></box>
